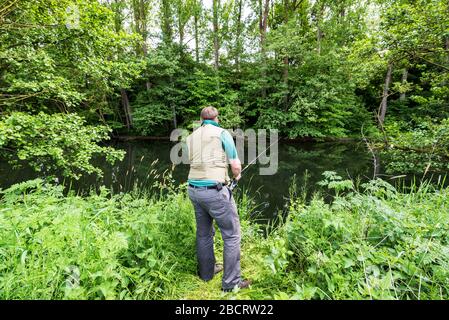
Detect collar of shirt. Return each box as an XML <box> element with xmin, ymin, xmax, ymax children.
<box><xmin>202</xmin><ymin>119</ymin><xmax>220</xmax><ymax>127</ymax></box>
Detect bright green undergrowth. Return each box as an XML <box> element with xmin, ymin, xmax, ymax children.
<box><xmin>1</xmin><ymin>174</ymin><xmax>449</xmax><ymax>300</ymax></box>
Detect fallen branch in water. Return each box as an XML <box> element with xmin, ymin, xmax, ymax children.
<box><xmin>376</xmin><ymin>145</ymin><xmax>449</xmax><ymax>160</ymax></box>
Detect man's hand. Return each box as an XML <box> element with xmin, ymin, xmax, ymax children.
<box><xmin>229</xmin><ymin>159</ymin><xmax>242</xmax><ymax>181</ymax></box>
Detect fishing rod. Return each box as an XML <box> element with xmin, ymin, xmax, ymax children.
<box><xmin>229</xmin><ymin>136</ymin><xmax>280</xmax><ymax>191</ymax></box>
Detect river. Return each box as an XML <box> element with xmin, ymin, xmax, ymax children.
<box><xmin>1</xmin><ymin>140</ymin><xmax>399</xmax><ymax>222</ymax></box>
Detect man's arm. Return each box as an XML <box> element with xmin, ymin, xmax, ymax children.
<box><xmin>221</xmin><ymin>130</ymin><xmax>242</xmax><ymax>181</ymax></box>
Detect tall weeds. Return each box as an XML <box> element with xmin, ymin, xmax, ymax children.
<box><xmin>1</xmin><ymin>171</ymin><xmax>449</xmax><ymax>299</ymax></box>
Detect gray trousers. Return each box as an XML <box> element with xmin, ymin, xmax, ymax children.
<box><xmin>187</xmin><ymin>185</ymin><xmax>241</xmax><ymax>290</ymax></box>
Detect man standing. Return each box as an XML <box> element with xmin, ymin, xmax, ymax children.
<box><xmin>186</xmin><ymin>106</ymin><xmax>251</xmax><ymax>292</ymax></box>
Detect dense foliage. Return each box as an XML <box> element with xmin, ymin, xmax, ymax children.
<box><xmin>0</xmin><ymin>112</ymin><xmax>124</xmax><ymax>179</ymax></box>
<box><xmin>0</xmin><ymin>179</ymin><xmax>197</xmax><ymax>299</ymax></box>
<box><xmin>380</xmin><ymin>119</ymin><xmax>449</xmax><ymax>174</ymax></box>
<box><xmin>272</xmin><ymin>173</ymin><xmax>449</xmax><ymax>299</ymax></box>
<box><xmin>1</xmin><ymin>0</ymin><xmax>448</xmax><ymax>138</ymax></box>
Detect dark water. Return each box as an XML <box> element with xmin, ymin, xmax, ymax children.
<box><xmin>4</xmin><ymin>140</ymin><xmax>447</xmax><ymax>222</ymax></box>
<box><xmin>0</xmin><ymin>140</ymin><xmax>385</xmax><ymax>221</ymax></box>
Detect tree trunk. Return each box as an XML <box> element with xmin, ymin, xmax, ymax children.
<box><xmin>446</xmin><ymin>2</ymin><xmax>449</xmax><ymax>62</ymax></box>
<box><xmin>259</xmin><ymin>0</ymin><xmax>270</xmax><ymax>98</ymax></box>
<box><xmin>169</xmin><ymin>75</ymin><xmax>177</xmax><ymax>129</ymax></box>
<box><xmin>141</xmin><ymin>1</ymin><xmax>150</xmax><ymax>91</ymax></box>
<box><xmin>132</xmin><ymin>0</ymin><xmax>145</xmax><ymax>54</ymax></box>
<box><xmin>213</xmin><ymin>0</ymin><xmax>220</xmax><ymax>70</ymax></box>
<box><xmin>179</xmin><ymin>27</ymin><xmax>184</xmax><ymax>47</ymax></box>
<box><xmin>378</xmin><ymin>63</ymin><xmax>393</xmax><ymax>127</ymax></box>
<box><xmin>400</xmin><ymin>68</ymin><xmax>408</xmax><ymax>101</ymax></box>
<box><xmin>261</xmin><ymin>0</ymin><xmax>269</xmax><ymax>57</ymax></box>
<box><xmin>194</xmin><ymin>12</ymin><xmax>200</xmax><ymax>63</ymax></box>
<box><xmin>178</xmin><ymin>1</ymin><xmax>184</xmax><ymax>46</ymax></box>
<box><xmin>283</xmin><ymin>56</ymin><xmax>289</xmax><ymax>82</ymax></box>
<box><xmin>132</xmin><ymin>0</ymin><xmax>150</xmax><ymax>90</ymax></box>
<box><xmin>121</xmin><ymin>89</ymin><xmax>133</xmax><ymax>130</ymax></box>
<box><xmin>373</xmin><ymin>152</ymin><xmax>381</xmax><ymax>179</ymax></box>
<box><xmin>113</xmin><ymin>1</ymin><xmax>133</xmax><ymax>130</ymax></box>
<box><xmin>317</xmin><ymin>28</ymin><xmax>322</xmax><ymax>55</ymax></box>
<box><xmin>172</xmin><ymin>104</ymin><xmax>177</xmax><ymax>128</ymax></box>
<box><xmin>283</xmin><ymin>0</ymin><xmax>289</xmax><ymax>108</ymax></box>
<box><xmin>161</xmin><ymin>0</ymin><xmax>173</xmax><ymax>44</ymax></box>
<box><xmin>316</xmin><ymin>1</ymin><xmax>324</xmax><ymax>55</ymax></box>
<box><xmin>235</xmin><ymin>0</ymin><xmax>243</xmax><ymax>71</ymax></box>
<box><xmin>259</xmin><ymin>0</ymin><xmax>270</xmax><ymax>49</ymax></box>
<box><xmin>113</xmin><ymin>0</ymin><xmax>123</xmax><ymax>33</ymax></box>
<box><xmin>446</xmin><ymin>37</ymin><xmax>449</xmax><ymax>63</ymax></box>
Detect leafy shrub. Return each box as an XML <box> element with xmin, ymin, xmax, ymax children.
<box><xmin>382</xmin><ymin>118</ymin><xmax>449</xmax><ymax>174</ymax></box>
<box><xmin>273</xmin><ymin>173</ymin><xmax>449</xmax><ymax>299</ymax></box>
<box><xmin>0</xmin><ymin>112</ymin><xmax>124</xmax><ymax>179</ymax></box>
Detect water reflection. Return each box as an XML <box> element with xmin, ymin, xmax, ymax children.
<box><xmin>1</xmin><ymin>141</ymin><xmax>376</xmax><ymax>221</ymax></box>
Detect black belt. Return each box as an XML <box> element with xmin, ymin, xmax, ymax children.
<box><xmin>189</xmin><ymin>183</ymin><xmax>225</xmax><ymax>190</ymax></box>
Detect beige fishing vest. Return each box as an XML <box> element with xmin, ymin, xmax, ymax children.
<box><xmin>186</xmin><ymin>124</ymin><xmax>230</xmax><ymax>183</ymax></box>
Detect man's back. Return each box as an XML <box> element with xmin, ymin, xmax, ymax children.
<box><xmin>186</xmin><ymin>124</ymin><xmax>229</xmax><ymax>183</ymax></box>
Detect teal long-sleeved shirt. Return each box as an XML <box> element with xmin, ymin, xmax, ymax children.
<box><xmin>187</xmin><ymin>120</ymin><xmax>238</xmax><ymax>187</ymax></box>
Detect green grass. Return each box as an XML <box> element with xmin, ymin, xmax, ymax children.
<box><xmin>0</xmin><ymin>178</ymin><xmax>274</xmax><ymax>300</ymax></box>
<box><xmin>1</xmin><ymin>174</ymin><xmax>449</xmax><ymax>300</ymax></box>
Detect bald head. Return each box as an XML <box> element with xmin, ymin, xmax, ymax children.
<box><xmin>200</xmin><ymin>106</ymin><xmax>219</xmax><ymax>121</ymax></box>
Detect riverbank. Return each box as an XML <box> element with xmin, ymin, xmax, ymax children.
<box><xmin>1</xmin><ymin>174</ymin><xmax>448</xmax><ymax>299</ymax></box>
<box><xmin>113</xmin><ymin>135</ymin><xmax>362</xmax><ymax>143</ymax></box>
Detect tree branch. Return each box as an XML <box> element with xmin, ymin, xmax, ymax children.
<box><xmin>412</xmin><ymin>53</ymin><xmax>449</xmax><ymax>71</ymax></box>
<box><xmin>0</xmin><ymin>0</ymin><xmax>19</xmax><ymax>19</ymax></box>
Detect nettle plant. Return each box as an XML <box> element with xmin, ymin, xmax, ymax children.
<box><xmin>317</xmin><ymin>171</ymin><xmax>354</xmax><ymax>197</ymax></box>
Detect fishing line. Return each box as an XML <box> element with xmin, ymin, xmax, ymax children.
<box><xmin>229</xmin><ymin>136</ymin><xmax>281</xmax><ymax>191</ymax></box>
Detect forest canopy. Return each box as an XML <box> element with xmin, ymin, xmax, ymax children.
<box><xmin>0</xmin><ymin>0</ymin><xmax>448</xmax><ymax>139</ymax></box>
